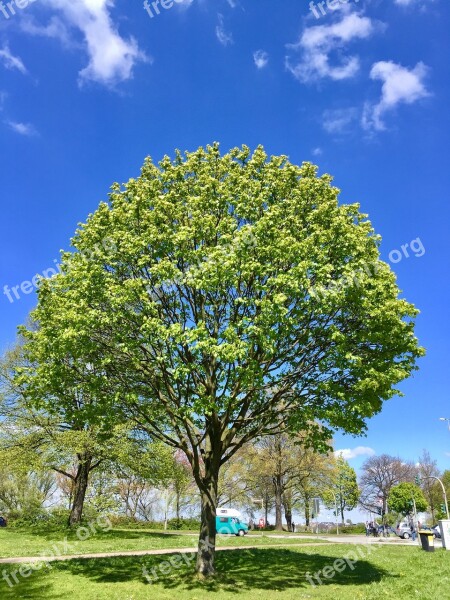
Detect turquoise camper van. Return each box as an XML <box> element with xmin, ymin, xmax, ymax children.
<box><xmin>215</xmin><ymin>508</ymin><xmax>249</xmax><ymax>536</ymax></box>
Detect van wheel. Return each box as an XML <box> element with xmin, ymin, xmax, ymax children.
<box><xmin>403</xmin><ymin>532</ymin><xmax>410</xmax><ymax>539</ymax></box>
<box><xmin>238</xmin><ymin>529</ymin><xmax>245</xmax><ymax>537</ymax></box>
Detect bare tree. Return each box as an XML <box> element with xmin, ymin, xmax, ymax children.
<box><xmin>418</xmin><ymin>449</ymin><xmax>441</xmax><ymax>521</ymax></box>
<box><xmin>360</xmin><ymin>454</ymin><xmax>416</xmax><ymax>517</ymax></box>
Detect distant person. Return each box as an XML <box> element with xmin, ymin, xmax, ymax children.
<box><xmin>365</xmin><ymin>521</ymin><xmax>371</xmax><ymax>537</ymax></box>
<box><xmin>248</xmin><ymin>518</ymin><xmax>254</xmax><ymax>530</ymax></box>
<box><xmin>0</xmin><ymin>516</ymin><xmax>6</xmax><ymax>527</ymax></box>
<box><xmin>410</xmin><ymin>523</ymin><xmax>417</xmax><ymax>542</ymax></box>
<box><xmin>291</xmin><ymin>521</ymin><xmax>295</xmax><ymax>533</ymax></box>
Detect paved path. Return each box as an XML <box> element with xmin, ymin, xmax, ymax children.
<box><xmin>0</xmin><ymin>542</ymin><xmax>337</xmax><ymax>565</ymax></box>
<box><xmin>0</xmin><ymin>534</ymin><xmax>440</xmax><ymax>565</ymax></box>
<box><xmin>268</xmin><ymin>533</ymin><xmax>444</xmax><ymax>547</ymax></box>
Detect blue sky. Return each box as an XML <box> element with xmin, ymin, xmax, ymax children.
<box><xmin>0</xmin><ymin>0</ymin><xmax>449</xmax><ymax>474</ymax></box>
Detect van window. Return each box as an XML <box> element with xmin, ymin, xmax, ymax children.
<box><xmin>219</xmin><ymin>517</ymin><xmax>228</xmax><ymax>523</ymax></box>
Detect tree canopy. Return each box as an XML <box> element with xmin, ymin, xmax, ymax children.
<box><xmin>17</xmin><ymin>144</ymin><xmax>423</xmax><ymax>575</ymax></box>
<box><xmin>388</xmin><ymin>482</ymin><xmax>428</xmax><ymax>516</ymax></box>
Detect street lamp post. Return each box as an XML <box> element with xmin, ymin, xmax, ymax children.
<box><xmin>421</xmin><ymin>475</ymin><xmax>450</xmax><ymax>521</ymax></box>
<box><xmin>439</xmin><ymin>417</ymin><xmax>450</xmax><ymax>433</ymax></box>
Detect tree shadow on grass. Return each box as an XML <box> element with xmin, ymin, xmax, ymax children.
<box><xmin>22</xmin><ymin>527</ymin><xmax>192</xmax><ymax>544</ymax></box>
<box><xmin>0</xmin><ymin>568</ymin><xmax>65</xmax><ymax>600</ymax></box>
<box><xmin>54</xmin><ymin>546</ymin><xmax>395</xmax><ymax>594</ymax></box>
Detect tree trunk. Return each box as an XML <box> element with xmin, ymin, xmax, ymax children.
<box><xmin>304</xmin><ymin>494</ymin><xmax>311</xmax><ymax>527</ymax></box>
<box><xmin>283</xmin><ymin>492</ymin><xmax>293</xmax><ymax>531</ymax></box>
<box><xmin>68</xmin><ymin>455</ymin><xmax>92</xmax><ymax>526</ymax></box>
<box><xmin>340</xmin><ymin>499</ymin><xmax>345</xmax><ymax>525</ymax></box>
<box><xmin>176</xmin><ymin>490</ymin><xmax>181</xmax><ymax>520</ymax></box>
<box><xmin>196</xmin><ymin>476</ymin><xmax>218</xmax><ymax>577</ymax></box>
<box><xmin>274</xmin><ymin>476</ymin><xmax>283</xmax><ymax>531</ymax></box>
<box><xmin>285</xmin><ymin>510</ymin><xmax>292</xmax><ymax>531</ymax></box>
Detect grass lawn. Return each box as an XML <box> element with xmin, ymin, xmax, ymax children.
<box><xmin>0</xmin><ymin>544</ymin><xmax>448</xmax><ymax>599</ymax></box>
<box><xmin>0</xmin><ymin>527</ymin><xmax>322</xmax><ymax>558</ymax></box>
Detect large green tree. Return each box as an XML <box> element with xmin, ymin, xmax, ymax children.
<box><xmin>19</xmin><ymin>144</ymin><xmax>423</xmax><ymax>576</ymax></box>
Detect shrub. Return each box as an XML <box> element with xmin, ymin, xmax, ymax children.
<box><xmin>167</xmin><ymin>517</ymin><xmax>200</xmax><ymax>530</ymax></box>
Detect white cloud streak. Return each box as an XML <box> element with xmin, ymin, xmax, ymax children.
<box><xmin>216</xmin><ymin>13</ymin><xmax>233</xmax><ymax>46</ymax></box>
<box><xmin>6</xmin><ymin>121</ymin><xmax>38</xmax><ymax>136</ymax></box>
<box><xmin>335</xmin><ymin>446</ymin><xmax>376</xmax><ymax>460</ymax></box>
<box><xmin>323</xmin><ymin>107</ymin><xmax>359</xmax><ymax>133</ymax></box>
<box><xmin>394</xmin><ymin>0</ymin><xmax>435</xmax><ymax>6</ymax></box>
<box><xmin>0</xmin><ymin>45</ymin><xmax>28</xmax><ymax>75</ymax></box>
<box><xmin>253</xmin><ymin>50</ymin><xmax>269</xmax><ymax>69</ymax></box>
<box><xmin>362</xmin><ymin>61</ymin><xmax>430</xmax><ymax>131</ymax></box>
<box><xmin>286</xmin><ymin>13</ymin><xmax>376</xmax><ymax>83</ymax></box>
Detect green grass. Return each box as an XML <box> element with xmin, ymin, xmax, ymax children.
<box><xmin>1</xmin><ymin>545</ymin><xmax>448</xmax><ymax>599</ymax></box>
<box><xmin>0</xmin><ymin>527</ymin><xmax>322</xmax><ymax>558</ymax></box>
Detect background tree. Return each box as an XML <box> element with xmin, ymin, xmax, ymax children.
<box><xmin>388</xmin><ymin>482</ymin><xmax>427</xmax><ymax>518</ymax></box>
<box><xmin>0</xmin><ymin>342</ymin><xmax>128</xmax><ymax>526</ymax></box>
<box><xmin>417</xmin><ymin>449</ymin><xmax>441</xmax><ymax>522</ymax></box>
<box><xmin>359</xmin><ymin>454</ymin><xmax>416</xmax><ymax>518</ymax></box>
<box><xmin>19</xmin><ymin>144</ymin><xmax>423</xmax><ymax>576</ymax></box>
<box><xmin>323</xmin><ymin>456</ymin><xmax>360</xmax><ymax>524</ymax></box>
<box><xmin>0</xmin><ymin>466</ymin><xmax>56</xmax><ymax>521</ymax></box>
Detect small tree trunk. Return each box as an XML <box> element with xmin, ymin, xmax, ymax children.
<box><xmin>274</xmin><ymin>476</ymin><xmax>283</xmax><ymax>531</ymax></box>
<box><xmin>283</xmin><ymin>493</ymin><xmax>293</xmax><ymax>531</ymax></box>
<box><xmin>176</xmin><ymin>491</ymin><xmax>181</xmax><ymax>520</ymax></box>
<box><xmin>69</xmin><ymin>456</ymin><xmax>92</xmax><ymax>526</ymax></box>
<box><xmin>196</xmin><ymin>476</ymin><xmax>218</xmax><ymax>577</ymax></box>
<box><xmin>285</xmin><ymin>510</ymin><xmax>292</xmax><ymax>531</ymax></box>
<box><xmin>304</xmin><ymin>494</ymin><xmax>311</xmax><ymax>527</ymax></box>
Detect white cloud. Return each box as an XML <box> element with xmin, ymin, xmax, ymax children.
<box><xmin>25</xmin><ymin>0</ymin><xmax>148</xmax><ymax>87</ymax></box>
<box><xmin>20</xmin><ymin>15</ymin><xmax>74</xmax><ymax>48</ymax></box>
<box><xmin>0</xmin><ymin>91</ymin><xmax>7</xmax><ymax>111</ymax></box>
<box><xmin>286</xmin><ymin>13</ymin><xmax>377</xmax><ymax>83</ymax></box>
<box><xmin>226</xmin><ymin>0</ymin><xmax>238</xmax><ymax>7</ymax></box>
<box><xmin>335</xmin><ymin>446</ymin><xmax>376</xmax><ymax>460</ymax></box>
<box><xmin>0</xmin><ymin>45</ymin><xmax>28</xmax><ymax>75</ymax></box>
<box><xmin>362</xmin><ymin>61</ymin><xmax>430</xmax><ymax>131</ymax></box>
<box><xmin>253</xmin><ymin>50</ymin><xmax>269</xmax><ymax>69</ymax></box>
<box><xmin>216</xmin><ymin>13</ymin><xmax>233</xmax><ymax>46</ymax></box>
<box><xmin>176</xmin><ymin>0</ymin><xmax>194</xmax><ymax>8</ymax></box>
<box><xmin>312</xmin><ymin>147</ymin><xmax>322</xmax><ymax>156</ymax></box>
<box><xmin>323</xmin><ymin>107</ymin><xmax>359</xmax><ymax>133</ymax></box>
<box><xmin>6</xmin><ymin>121</ymin><xmax>38</xmax><ymax>136</ymax></box>
<box><xmin>395</xmin><ymin>0</ymin><xmax>435</xmax><ymax>5</ymax></box>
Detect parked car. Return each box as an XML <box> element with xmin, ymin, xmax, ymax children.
<box><xmin>431</xmin><ymin>525</ymin><xmax>442</xmax><ymax>539</ymax></box>
<box><xmin>396</xmin><ymin>522</ymin><xmax>413</xmax><ymax>539</ymax></box>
